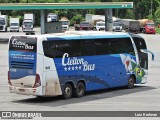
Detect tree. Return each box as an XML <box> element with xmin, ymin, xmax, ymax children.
<box><xmin>125</xmin><ymin>9</ymin><xmax>135</xmax><ymax>19</ymax></box>
<box><xmin>154</xmin><ymin>7</ymin><xmax>160</xmax><ymax>24</ymax></box>
<box><xmin>70</xmin><ymin>14</ymin><xmax>84</xmax><ymax>25</ymax></box>
<box><xmin>0</xmin><ymin>0</ymin><xmax>10</xmax><ymax>3</ymax></box>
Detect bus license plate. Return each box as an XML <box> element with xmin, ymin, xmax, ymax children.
<box><xmin>19</xmin><ymin>89</ymin><xmax>25</xmax><ymax>92</ymax></box>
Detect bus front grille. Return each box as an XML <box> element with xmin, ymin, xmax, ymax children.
<box><xmin>11</xmin><ymin>61</ymin><xmax>34</xmax><ymax>69</ymax></box>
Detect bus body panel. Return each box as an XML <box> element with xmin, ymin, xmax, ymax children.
<box><xmin>54</xmin><ymin>53</ymin><xmax>136</xmax><ymax>92</ymax></box>
<box><xmin>34</xmin><ymin>36</ymin><xmax>45</xmax><ymax>96</ymax></box>
<box><xmin>8</xmin><ymin>32</ymin><xmax>149</xmax><ymax>97</ymax></box>
<box><xmin>43</xmin><ymin>57</ymin><xmax>62</xmax><ymax>96</ymax></box>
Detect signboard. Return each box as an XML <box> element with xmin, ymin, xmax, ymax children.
<box><xmin>45</xmin><ymin>22</ymin><xmax>62</xmax><ymax>34</ymax></box>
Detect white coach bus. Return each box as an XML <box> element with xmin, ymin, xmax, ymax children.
<box><xmin>8</xmin><ymin>31</ymin><xmax>154</xmax><ymax>99</ymax></box>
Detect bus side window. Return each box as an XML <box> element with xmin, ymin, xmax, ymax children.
<box><xmin>68</xmin><ymin>40</ymin><xmax>81</xmax><ymax>57</ymax></box>
<box><xmin>106</xmin><ymin>38</ymin><xmax>135</xmax><ymax>55</ymax></box>
<box><xmin>81</xmin><ymin>40</ymin><xmax>95</xmax><ymax>56</ymax></box>
<box><xmin>108</xmin><ymin>38</ymin><xmax>119</xmax><ymax>54</ymax></box>
<box><xmin>121</xmin><ymin>38</ymin><xmax>135</xmax><ymax>56</ymax></box>
<box><xmin>54</xmin><ymin>41</ymin><xmax>70</xmax><ymax>58</ymax></box>
<box><xmin>43</xmin><ymin>41</ymin><xmax>66</xmax><ymax>58</ymax></box>
<box><xmin>43</xmin><ymin>41</ymin><xmax>56</xmax><ymax>58</ymax></box>
<box><xmin>43</xmin><ymin>40</ymin><xmax>82</xmax><ymax>58</ymax></box>
<box><xmin>95</xmin><ymin>39</ymin><xmax>112</xmax><ymax>55</ymax></box>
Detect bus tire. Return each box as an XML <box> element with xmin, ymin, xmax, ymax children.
<box><xmin>63</xmin><ymin>83</ymin><xmax>73</xmax><ymax>99</ymax></box>
<box><xmin>127</xmin><ymin>76</ymin><xmax>135</xmax><ymax>89</ymax></box>
<box><xmin>74</xmin><ymin>82</ymin><xmax>85</xmax><ymax>97</ymax></box>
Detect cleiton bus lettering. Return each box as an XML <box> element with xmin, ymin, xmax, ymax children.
<box><xmin>62</xmin><ymin>53</ymin><xmax>95</xmax><ymax>71</ymax></box>
<box><xmin>62</xmin><ymin>53</ymin><xmax>84</xmax><ymax>66</ymax></box>
<box><xmin>12</xmin><ymin>39</ymin><xmax>34</xmax><ymax>50</ymax></box>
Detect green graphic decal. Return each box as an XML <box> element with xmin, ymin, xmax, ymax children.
<box><xmin>120</xmin><ymin>54</ymin><xmax>146</xmax><ymax>83</ymax></box>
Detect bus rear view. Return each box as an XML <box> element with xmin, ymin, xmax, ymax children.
<box><xmin>8</xmin><ymin>36</ymin><xmax>41</xmax><ymax>95</ymax></box>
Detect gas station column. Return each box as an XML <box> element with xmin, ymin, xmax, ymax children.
<box><xmin>40</xmin><ymin>9</ymin><xmax>45</xmax><ymax>34</ymax></box>
<box><xmin>105</xmin><ymin>8</ymin><xmax>113</xmax><ymax>32</ymax></box>
<box><xmin>105</xmin><ymin>9</ymin><xmax>108</xmax><ymax>31</ymax></box>
<box><xmin>108</xmin><ymin>8</ymin><xmax>113</xmax><ymax>32</ymax></box>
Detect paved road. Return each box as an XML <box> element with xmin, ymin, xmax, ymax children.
<box><xmin>0</xmin><ymin>32</ymin><xmax>160</xmax><ymax>119</ymax></box>
<box><xmin>0</xmin><ymin>27</ymin><xmax>41</xmax><ymax>42</ymax></box>
<box><xmin>0</xmin><ymin>27</ymin><xmax>75</xmax><ymax>41</ymax></box>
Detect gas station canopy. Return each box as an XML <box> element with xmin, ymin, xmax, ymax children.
<box><xmin>0</xmin><ymin>2</ymin><xmax>133</xmax><ymax>10</ymax></box>
<box><xmin>0</xmin><ymin>2</ymin><xmax>133</xmax><ymax>34</ymax></box>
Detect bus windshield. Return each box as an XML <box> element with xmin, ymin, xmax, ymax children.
<box><xmin>132</xmin><ymin>36</ymin><xmax>148</xmax><ymax>69</ymax></box>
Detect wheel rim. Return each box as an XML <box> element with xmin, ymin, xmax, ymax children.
<box><xmin>65</xmin><ymin>86</ymin><xmax>72</xmax><ymax>97</ymax></box>
<box><xmin>128</xmin><ymin>78</ymin><xmax>134</xmax><ymax>88</ymax></box>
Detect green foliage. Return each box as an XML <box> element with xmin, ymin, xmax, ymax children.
<box><xmin>0</xmin><ymin>0</ymin><xmax>9</xmax><ymax>3</ymax></box>
<box><xmin>124</xmin><ymin>9</ymin><xmax>135</xmax><ymax>19</ymax></box>
<box><xmin>70</xmin><ymin>14</ymin><xmax>84</xmax><ymax>26</ymax></box>
<box><xmin>54</xmin><ymin>10</ymin><xmax>68</xmax><ymax>18</ymax></box>
<box><xmin>154</xmin><ymin>8</ymin><xmax>160</xmax><ymax>24</ymax></box>
<box><xmin>147</xmin><ymin>14</ymin><xmax>154</xmax><ymax>21</ymax></box>
<box><xmin>155</xmin><ymin>18</ymin><xmax>160</xmax><ymax>25</ymax></box>
<box><xmin>156</xmin><ymin>27</ymin><xmax>160</xmax><ymax>34</ymax></box>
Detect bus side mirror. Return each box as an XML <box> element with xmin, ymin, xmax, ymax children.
<box><xmin>140</xmin><ymin>49</ymin><xmax>154</xmax><ymax>61</ymax></box>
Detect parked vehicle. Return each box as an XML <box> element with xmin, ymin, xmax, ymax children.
<box><xmin>22</xmin><ymin>13</ymin><xmax>35</xmax><ymax>32</ymax></box>
<box><xmin>0</xmin><ymin>15</ymin><xmax>8</xmax><ymax>32</ymax></box>
<box><xmin>10</xmin><ymin>18</ymin><xmax>19</xmax><ymax>32</ymax></box>
<box><xmin>138</xmin><ymin>19</ymin><xmax>156</xmax><ymax>34</ymax></box>
<box><xmin>121</xmin><ymin>19</ymin><xmax>140</xmax><ymax>33</ymax></box>
<box><xmin>96</xmin><ymin>21</ymin><xmax>105</xmax><ymax>31</ymax></box>
<box><xmin>59</xmin><ymin>17</ymin><xmax>70</xmax><ymax>31</ymax></box>
<box><xmin>47</xmin><ymin>13</ymin><xmax>58</xmax><ymax>22</ymax></box>
<box><xmin>75</xmin><ymin>21</ymin><xmax>93</xmax><ymax>31</ymax></box>
<box><xmin>85</xmin><ymin>14</ymin><xmax>109</xmax><ymax>22</ymax></box>
<box><xmin>112</xmin><ymin>20</ymin><xmax>122</xmax><ymax>32</ymax></box>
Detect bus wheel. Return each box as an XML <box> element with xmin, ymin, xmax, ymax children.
<box><xmin>74</xmin><ymin>82</ymin><xmax>85</xmax><ymax>97</ymax></box>
<box><xmin>127</xmin><ymin>76</ymin><xmax>135</xmax><ymax>89</ymax></box>
<box><xmin>63</xmin><ymin>83</ymin><xmax>73</xmax><ymax>99</ymax></box>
